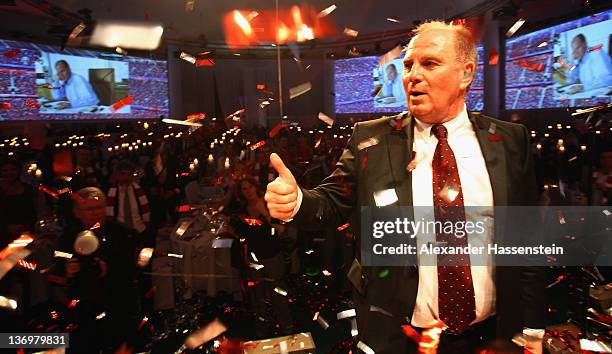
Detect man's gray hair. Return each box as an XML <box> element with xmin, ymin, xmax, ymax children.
<box><xmin>412</xmin><ymin>20</ymin><xmax>478</xmax><ymax>66</ymax></box>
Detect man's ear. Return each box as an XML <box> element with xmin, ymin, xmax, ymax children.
<box><xmin>460</xmin><ymin>61</ymin><xmax>475</xmax><ymax>90</ymax></box>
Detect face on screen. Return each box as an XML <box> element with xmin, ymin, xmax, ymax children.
<box><xmin>55</xmin><ymin>62</ymin><xmax>71</xmax><ymax>81</ymax></box>
<box><xmin>402</xmin><ymin>29</ymin><xmax>472</xmax><ymax>123</ymax></box>
<box><xmin>571</xmin><ymin>37</ymin><xmax>586</xmax><ymax>62</ymax></box>
<box><xmin>386</xmin><ymin>65</ymin><xmax>397</xmax><ymax>82</ymax></box>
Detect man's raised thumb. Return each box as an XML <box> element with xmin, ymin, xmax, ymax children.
<box><xmin>270</xmin><ymin>153</ymin><xmax>294</xmax><ymax>182</ymax></box>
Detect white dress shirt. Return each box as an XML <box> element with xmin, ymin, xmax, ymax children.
<box><xmin>410</xmin><ymin>105</ymin><xmax>496</xmax><ymax>328</ymax></box>
<box><xmin>117</xmin><ymin>185</ymin><xmax>146</xmax><ymax>233</ymax></box>
<box><xmin>571</xmin><ymin>49</ymin><xmax>612</xmax><ymax>91</ymax></box>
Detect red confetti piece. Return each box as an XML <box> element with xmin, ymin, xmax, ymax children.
<box><xmin>215</xmin><ymin>176</ymin><xmax>223</xmax><ymax>186</ymax></box>
<box><xmin>371</xmin><ymin>85</ymin><xmax>382</xmax><ymax>97</ymax></box>
<box><xmin>176</xmin><ymin>205</ymin><xmax>191</xmax><ymax>213</ymax></box>
<box><xmin>401</xmin><ymin>325</ymin><xmax>421</xmax><ymax>342</ymax></box>
<box><xmin>110</xmin><ymin>96</ymin><xmax>134</xmax><ymax>112</ymax></box>
<box><xmin>24</xmin><ymin>99</ymin><xmax>41</xmax><ymax>109</ymax></box>
<box><xmin>589</xmin><ymin>44</ymin><xmax>603</xmax><ymax>52</ymax></box>
<box><xmin>515</xmin><ymin>59</ymin><xmax>545</xmax><ymax>72</ymax></box>
<box><xmin>186</xmin><ymin>112</ymin><xmax>206</xmax><ymax>120</ymax></box>
<box><xmin>225</xmin><ymin>108</ymin><xmax>245</xmax><ymax>121</ymax></box>
<box><xmin>241</xmin><ymin>217</ymin><xmax>263</xmax><ymax>226</ymax></box>
<box><xmin>314</xmin><ymin>135</ymin><xmax>323</xmax><ymax>149</ymax></box>
<box><xmin>195</xmin><ymin>59</ymin><xmax>215</xmax><ymax>67</ymax></box>
<box><xmin>249</xmin><ymin>140</ymin><xmax>266</xmax><ymax>151</ymax></box>
<box><xmin>4</xmin><ymin>49</ymin><xmax>20</xmax><ymax>58</ymax></box>
<box><xmin>269</xmin><ymin>121</ymin><xmax>287</xmax><ymax>138</ymax></box>
<box><xmin>38</xmin><ymin>184</ymin><xmax>59</xmax><ymax>199</ymax></box>
<box><xmin>337</xmin><ymin>223</ymin><xmax>350</xmax><ymax>231</ymax></box>
<box><xmin>0</xmin><ymin>102</ymin><xmax>11</xmax><ymax>110</ymax></box>
<box><xmin>137</xmin><ymin>317</ymin><xmax>149</xmax><ymax>330</ymax></box>
<box><xmin>17</xmin><ymin>260</ymin><xmax>37</xmax><ymax>270</ymax></box>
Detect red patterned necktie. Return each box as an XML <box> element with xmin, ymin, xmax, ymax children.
<box><xmin>431</xmin><ymin>124</ymin><xmax>476</xmax><ymax>334</ymax></box>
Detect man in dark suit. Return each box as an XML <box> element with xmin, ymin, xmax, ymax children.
<box><xmin>265</xmin><ymin>21</ymin><xmax>545</xmax><ymax>353</ymax></box>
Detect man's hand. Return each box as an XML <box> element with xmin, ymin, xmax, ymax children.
<box><xmin>56</xmin><ymin>102</ymin><xmax>71</xmax><ymax>110</ymax></box>
<box><xmin>567</xmin><ymin>84</ymin><xmax>584</xmax><ymax>94</ymax></box>
<box><xmin>265</xmin><ymin>153</ymin><xmax>298</xmax><ymax>221</ymax></box>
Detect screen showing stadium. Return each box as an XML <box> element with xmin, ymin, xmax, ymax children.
<box><xmin>334</xmin><ymin>45</ymin><xmax>484</xmax><ymax>114</ymax></box>
<box><xmin>0</xmin><ymin>39</ymin><xmax>169</xmax><ymax>121</ymax></box>
<box><xmin>505</xmin><ymin>9</ymin><xmax>612</xmax><ymax>109</ymax></box>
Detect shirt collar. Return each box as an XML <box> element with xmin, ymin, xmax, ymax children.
<box><xmin>413</xmin><ymin>104</ymin><xmax>469</xmax><ymax>140</ymax></box>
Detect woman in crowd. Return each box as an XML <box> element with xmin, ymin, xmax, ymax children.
<box><xmin>232</xmin><ymin>177</ymin><xmax>293</xmax><ymax>336</ymax></box>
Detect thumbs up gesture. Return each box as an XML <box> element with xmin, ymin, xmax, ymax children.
<box><xmin>265</xmin><ymin>153</ymin><xmax>298</xmax><ymax>221</ymax></box>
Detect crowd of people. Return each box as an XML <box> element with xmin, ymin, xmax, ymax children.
<box><xmin>0</xmin><ymin>105</ymin><xmax>609</xmax><ymax>351</ymax></box>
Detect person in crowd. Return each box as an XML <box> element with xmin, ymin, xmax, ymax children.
<box><xmin>265</xmin><ymin>20</ymin><xmax>545</xmax><ymax>354</ymax></box>
<box><xmin>106</xmin><ymin>160</ymin><xmax>150</xmax><ymax>235</ymax></box>
<box><xmin>73</xmin><ymin>147</ymin><xmax>99</xmax><ymax>187</ymax></box>
<box><xmin>592</xmin><ymin>148</ymin><xmax>612</xmax><ymax>206</ymax></box>
<box><xmin>51</xmin><ymin>60</ymin><xmax>100</xmax><ymax>109</ymax></box>
<box><xmin>231</xmin><ymin>177</ymin><xmax>293</xmax><ymax>336</ymax></box>
<box><xmin>57</xmin><ymin>187</ymin><xmax>145</xmax><ymax>352</ymax></box>
<box><xmin>0</xmin><ymin>158</ymin><xmax>36</xmax><ymax>248</ymax></box>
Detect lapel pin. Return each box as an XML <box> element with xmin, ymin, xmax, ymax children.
<box><xmin>487</xmin><ymin>135</ymin><xmax>504</xmax><ymax>142</ymax></box>
<box><xmin>488</xmin><ymin>122</ymin><xmax>497</xmax><ymax>135</ymax></box>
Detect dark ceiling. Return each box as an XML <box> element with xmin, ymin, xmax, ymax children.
<box><xmin>0</xmin><ymin>0</ymin><xmax>607</xmax><ymax>55</ymax></box>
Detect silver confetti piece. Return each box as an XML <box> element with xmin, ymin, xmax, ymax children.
<box><xmin>274</xmin><ymin>287</ymin><xmax>288</xmax><ymax>296</ymax></box>
<box><xmin>337</xmin><ymin>309</ymin><xmax>356</xmax><ymax>320</ymax></box>
<box><xmin>438</xmin><ymin>183</ymin><xmax>459</xmax><ymax>203</ymax></box>
<box><xmin>289</xmin><ymin>82</ymin><xmax>312</xmax><ymax>99</ymax></box>
<box><xmin>358</xmin><ymin>136</ymin><xmax>380</xmax><ymax>150</ymax></box>
<box><xmin>373</xmin><ymin>189</ymin><xmax>398</xmax><ymax>207</ymax></box>
<box><xmin>314</xmin><ymin>312</ymin><xmax>329</xmax><ymax>329</ymax></box>
<box><xmin>357</xmin><ymin>340</ymin><xmax>375</xmax><ymax>354</ymax></box>
<box><xmin>369</xmin><ymin>305</ymin><xmax>393</xmax><ymax>317</ymax></box>
<box><xmin>351</xmin><ymin>318</ymin><xmax>359</xmax><ymax>337</ymax></box>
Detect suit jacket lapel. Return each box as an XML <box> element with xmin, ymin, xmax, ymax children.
<box><xmin>469</xmin><ymin>113</ymin><xmax>508</xmax><ymax>207</ymax></box>
<box><xmin>382</xmin><ymin>112</ymin><xmax>413</xmax><ymax>206</ymax></box>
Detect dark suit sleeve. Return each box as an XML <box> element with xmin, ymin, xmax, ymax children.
<box><xmin>517</xmin><ymin>124</ymin><xmax>547</xmax><ymax>329</ymax></box>
<box><xmin>292</xmin><ymin>124</ymin><xmax>360</xmax><ymax>230</ymax></box>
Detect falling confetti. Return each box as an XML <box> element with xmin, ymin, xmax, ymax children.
<box><xmin>317</xmin><ymin>4</ymin><xmax>337</xmax><ymax>18</ymax></box>
<box><xmin>318</xmin><ymin>112</ymin><xmax>334</xmax><ymax>126</ymax></box>
<box><xmin>343</xmin><ymin>27</ymin><xmax>358</xmax><ymax>37</ymax></box>
<box><xmin>179</xmin><ymin>51</ymin><xmax>196</xmax><ymax>64</ymax></box>
<box><xmin>506</xmin><ymin>18</ymin><xmax>525</xmax><ymax>37</ymax></box>
<box><xmin>289</xmin><ymin>82</ymin><xmax>312</xmax><ymax>99</ymax></box>
<box><xmin>110</xmin><ymin>96</ymin><xmax>134</xmax><ymax>112</ymax></box>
